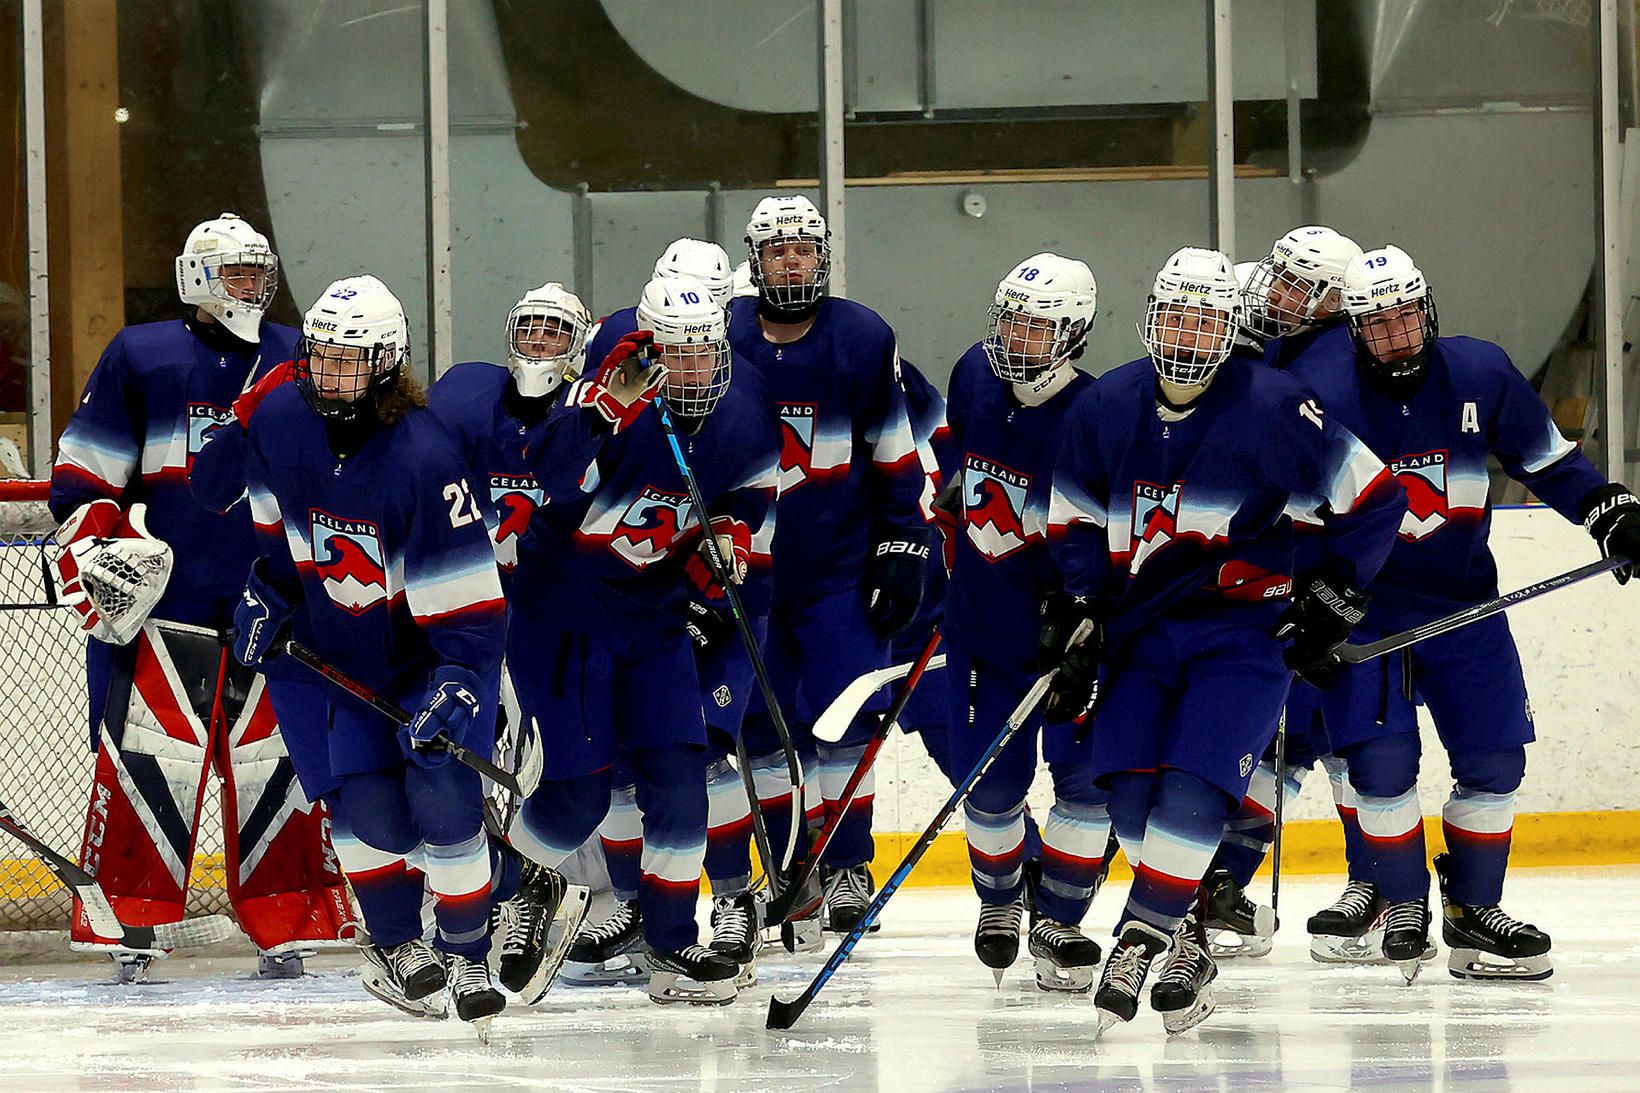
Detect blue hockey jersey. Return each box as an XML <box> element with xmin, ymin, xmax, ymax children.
<box><xmin>726</xmin><ymin>295</ymin><xmax>929</xmax><ymax>603</ymax></box>
<box><xmin>945</xmin><ymin>345</ymin><xmax>1094</xmax><ymax>660</ymax></box>
<box><xmin>51</xmin><ymin>317</ymin><xmax>299</xmax><ymax>626</ymax></box>
<box><xmin>1289</xmin><ymin>335</ymin><xmax>1609</xmax><ymax>625</ymax></box>
<box><xmin>1260</xmin><ymin>320</ymin><xmax>1350</xmax><ymax>372</ymax></box>
<box><xmin>895</xmin><ymin>359</ymin><xmax>953</xmax><ymax>648</ymax></box>
<box><xmin>1049</xmin><ymin>354</ymin><xmax>1406</xmax><ymax>639</ymax></box>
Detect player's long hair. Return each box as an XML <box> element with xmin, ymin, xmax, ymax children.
<box><xmin>375</xmin><ymin>368</ymin><xmax>427</xmax><ymax>426</ymax></box>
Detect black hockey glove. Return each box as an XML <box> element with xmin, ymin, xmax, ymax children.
<box><xmin>864</xmin><ymin>533</ymin><xmax>930</xmax><ymax>640</ymax></box>
<box><xmin>684</xmin><ymin>599</ymin><xmax>733</xmax><ymax>659</ymax></box>
<box><xmin>1038</xmin><ymin>590</ymin><xmax>1096</xmax><ymax>671</ymax></box>
<box><xmin>1582</xmin><ymin>483</ymin><xmax>1640</xmax><ymax>585</ymax></box>
<box><xmin>1275</xmin><ymin>571</ymin><xmax>1370</xmax><ymax>689</ymax></box>
<box><xmin>1043</xmin><ymin>620</ymin><xmax>1103</xmax><ymax>725</ymax></box>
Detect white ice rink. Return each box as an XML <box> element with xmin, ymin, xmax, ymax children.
<box><xmin>2</xmin><ymin>868</ymin><xmax>1637</xmax><ymax>1092</ymax></box>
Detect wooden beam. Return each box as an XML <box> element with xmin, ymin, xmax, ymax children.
<box><xmin>774</xmin><ymin>164</ymin><xmax>1281</xmax><ymax>188</ymax></box>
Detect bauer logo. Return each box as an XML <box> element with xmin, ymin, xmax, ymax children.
<box><xmin>1389</xmin><ymin>449</ymin><xmax>1449</xmax><ymax>542</ymax></box>
<box><xmin>606</xmin><ymin>486</ymin><xmax>694</xmax><ymax>571</ymax></box>
<box><xmin>1239</xmin><ymin>753</ymin><xmax>1254</xmax><ymax>778</ymax></box>
<box><xmin>963</xmin><ymin>455</ymin><xmax>1033</xmax><ymax>562</ymax></box>
<box><xmin>186</xmin><ymin>403</ymin><xmax>234</xmax><ymax>468</ymax></box>
<box><xmin>489</xmin><ymin>474</ymin><xmax>545</xmax><ymax>571</ymax></box>
<box><xmin>310</xmin><ymin>510</ymin><xmax>388</xmax><ymax>614</ymax></box>
<box><xmin>777</xmin><ymin>402</ymin><xmax>818</xmax><ymax>494</ymax></box>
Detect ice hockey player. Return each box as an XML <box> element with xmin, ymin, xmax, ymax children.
<box><xmin>1046</xmin><ymin>247</ymin><xmax>1405</xmax><ymax>1035</ymax></box>
<box><xmin>503</xmin><ymin>275</ymin><xmax>778</xmax><ymax>1004</ymax></box>
<box><xmin>729</xmin><ymin>195</ymin><xmax>932</xmax><ymax>937</ymax></box>
<box><xmin>49</xmin><ymin>213</ymin><xmax>351</xmax><ymax>983</ymax></box>
<box><xmin>1290</xmin><ymin>245</ymin><xmax>1640</xmax><ymax>983</ymax></box>
<box><xmin>227</xmin><ymin>275</ymin><xmax>519</xmax><ymax>1038</ymax></box>
<box><xmin>425</xmin><ymin>282</ymin><xmax>598</xmax><ymax>1003</ymax></box>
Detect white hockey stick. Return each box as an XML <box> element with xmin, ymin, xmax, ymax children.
<box><xmin>812</xmin><ymin>653</ymin><xmax>948</xmax><ymax>743</ymax></box>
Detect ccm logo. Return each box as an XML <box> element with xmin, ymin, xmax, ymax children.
<box><xmin>875</xmin><ymin>540</ymin><xmax>930</xmax><ymax>560</ymax></box>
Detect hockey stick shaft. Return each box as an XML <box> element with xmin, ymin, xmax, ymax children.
<box><xmin>812</xmin><ymin>652</ymin><xmax>948</xmax><ymax>744</ymax></box>
<box><xmin>767</xmin><ymin>623</ymin><xmax>1089</xmax><ymax>1030</ymax></box>
<box><xmin>1271</xmin><ymin>709</ymin><xmax>1286</xmax><ymax>918</ymax></box>
<box><xmin>763</xmin><ymin>629</ymin><xmax>943</xmax><ymax>928</ymax></box>
<box><xmin>655</xmin><ymin>398</ymin><xmax>804</xmax><ymax>880</ymax></box>
<box><xmin>280</xmin><ymin>640</ymin><xmax>522</xmax><ymax>795</ymax></box>
<box><xmin>1336</xmin><ymin>557</ymin><xmax>1624</xmax><ymax>664</ymax></box>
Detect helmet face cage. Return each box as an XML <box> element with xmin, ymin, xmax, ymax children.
<box><xmin>747</xmin><ymin>234</ymin><xmax>832</xmax><ymax>312</ymax></box>
<box><xmin>984</xmin><ymin>304</ymin><xmax>1084</xmax><ymax>383</ymax></box>
<box><xmin>657</xmin><ymin>339</ymin><xmax>732</xmax><ymax>419</ymax></box>
<box><xmin>507</xmin><ymin>304</ymin><xmax>588</xmax><ymax>372</ymax></box>
<box><xmin>293</xmin><ymin>335</ymin><xmax>403</xmax><ymax>421</ymax></box>
<box><xmin>1142</xmin><ymin>298</ymin><xmax>1237</xmax><ymax>387</ymax></box>
<box><xmin>1348</xmin><ymin>293</ymin><xmax>1438</xmax><ymax>371</ymax></box>
<box><xmin>1240</xmin><ymin>256</ymin><xmax>1325</xmax><ymax>341</ymax></box>
<box><xmin>201</xmin><ymin>250</ymin><xmax>280</xmax><ymax>311</ymax></box>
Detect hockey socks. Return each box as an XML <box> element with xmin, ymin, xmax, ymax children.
<box><xmin>1441</xmin><ymin>788</ymin><xmax>1515</xmax><ymax>907</ymax></box>
<box><xmin>1323</xmin><ymin>755</ymin><xmax>1373</xmax><ymax>884</ymax></box>
<box><xmin>704</xmin><ymin>757</ymin><xmax>754</xmax><ymax>896</ymax></box>
<box><xmin>816</xmin><ymin>742</ymin><xmax>875</xmax><ymax>868</ymax></box>
<box><xmin>422</xmin><ymin>830</ymin><xmax>495</xmax><ymax>960</ymax></box>
<box><xmin>965</xmin><ymin>800</ymin><xmax>1027</xmax><ymax>904</ymax></box>
<box><xmin>1355</xmin><ymin>787</ymin><xmax>1428</xmax><ymax>903</ymax></box>
<box><xmin>1114</xmin><ymin>772</ymin><xmax>1232</xmax><ymax>935</ymax></box>
<box><xmin>600</xmin><ymin>782</ymin><xmax>644</xmax><ymax>900</ymax></box>
<box><xmin>1037</xmin><ymin>799</ymin><xmax>1112</xmax><ymax>925</ymax></box>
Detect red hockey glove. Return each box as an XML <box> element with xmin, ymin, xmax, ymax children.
<box><xmin>575</xmin><ymin>330</ymin><xmax>663</xmax><ymax>433</ymax></box>
<box><xmin>685</xmin><ymin>515</ymin><xmax>751</xmax><ymax>600</ymax></box>
<box><xmin>233</xmin><ymin>359</ymin><xmax>296</xmax><ymax>428</ymax></box>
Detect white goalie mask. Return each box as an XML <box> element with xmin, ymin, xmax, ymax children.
<box><xmin>1140</xmin><ymin>247</ymin><xmax>1240</xmax><ymax>389</ymax></box>
<box><xmin>506</xmin><ymin>282</ymin><xmax>591</xmax><ymax>398</ymax></box>
<box><xmin>1240</xmin><ymin>225</ymin><xmax>1362</xmax><ymax>342</ymax></box>
<box><xmin>174</xmin><ymin>213</ymin><xmax>280</xmax><ymax>342</ymax></box>
<box><xmin>637</xmin><ymin>275</ymin><xmax>732</xmax><ymax>420</ymax></box>
<box><xmin>653</xmin><ymin>239</ymin><xmax>735</xmax><ymax>308</ymax></box>
<box><xmin>745</xmin><ymin>195</ymin><xmax>831</xmax><ymax>316</ymax></box>
<box><xmin>294</xmin><ymin>275</ymin><xmax>409</xmax><ymax>422</ymax></box>
<box><xmin>984</xmin><ymin>253</ymin><xmax>1097</xmax><ymax>384</ymax></box>
<box><xmin>1342</xmin><ymin>244</ymin><xmax>1437</xmax><ymax>373</ymax></box>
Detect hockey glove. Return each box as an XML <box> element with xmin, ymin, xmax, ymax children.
<box><xmin>1038</xmin><ymin>590</ymin><xmax>1096</xmax><ymax>671</ymax></box>
<box><xmin>1582</xmin><ymin>483</ymin><xmax>1640</xmax><ymax>585</ymax></box>
<box><xmin>684</xmin><ymin>515</ymin><xmax>751</xmax><ymax>600</ymax></box>
<box><xmin>574</xmin><ymin>330</ymin><xmax>663</xmax><ymax>434</ymax></box>
<box><xmin>864</xmin><ymin>532</ymin><xmax>930</xmax><ymax>640</ymax></box>
<box><xmin>232</xmin><ymin>359</ymin><xmax>296</xmax><ymax>428</ymax></box>
<box><xmin>1275</xmin><ymin>571</ymin><xmax>1370</xmax><ymax>689</ymax></box>
<box><xmin>1043</xmin><ymin>620</ymin><xmax>1103</xmax><ymax>725</ymax></box>
<box><xmin>232</xmin><ymin>558</ymin><xmax>295</xmax><ymax>667</ymax></box>
<box><xmin>52</xmin><ymin>500</ymin><xmax>175</xmax><ymax>645</ymax></box>
<box><xmin>930</xmin><ymin>474</ymin><xmax>962</xmax><ymax>573</ymax></box>
<box><xmin>684</xmin><ymin>598</ymin><xmax>733</xmax><ymax>659</ymax></box>
<box><xmin>402</xmin><ymin>665</ymin><xmax>485</xmax><ymax>769</ymax></box>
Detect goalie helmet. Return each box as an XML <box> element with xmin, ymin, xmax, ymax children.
<box><xmin>983</xmin><ymin>253</ymin><xmax>1097</xmax><ymax>384</ymax></box>
<box><xmin>294</xmin><ymin>275</ymin><xmax>409</xmax><ymax>422</ymax></box>
<box><xmin>1240</xmin><ymin>225</ymin><xmax>1362</xmax><ymax>342</ymax></box>
<box><xmin>506</xmin><ymin>282</ymin><xmax>590</xmax><ymax>398</ymax></box>
<box><xmin>745</xmin><ymin>195</ymin><xmax>830</xmax><ymax>319</ymax></box>
<box><xmin>174</xmin><ymin>213</ymin><xmax>280</xmax><ymax>342</ymax></box>
<box><xmin>1342</xmin><ymin>244</ymin><xmax>1438</xmax><ymax>390</ymax></box>
<box><xmin>653</xmin><ymin>239</ymin><xmax>735</xmax><ymax>308</ymax></box>
<box><xmin>1140</xmin><ymin>247</ymin><xmax>1240</xmax><ymax>389</ymax></box>
<box><xmin>637</xmin><ymin>275</ymin><xmax>731</xmax><ymax>420</ymax></box>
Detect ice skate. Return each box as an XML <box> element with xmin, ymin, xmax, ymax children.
<box><xmin>974</xmin><ymin>895</ymin><xmax>1025</xmax><ymax>986</ymax></box>
<box><xmin>647</xmin><ymin>944</ymin><xmax>739</xmax><ymax>1005</ymax></box>
<box><xmin>1382</xmin><ymin>896</ymin><xmax>1435</xmax><ymax>984</ymax></box>
<box><xmin>1201</xmin><ymin>868</ymin><xmax>1275</xmax><ymax>959</ymax></box>
<box><xmin>358</xmin><ymin>943</ymin><xmax>448</xmax><ymax>1020</ymax></box>
<box><xmin>1150</xmin><ymin>911</ymin><xmax>1218</xmax><ymax>1035</ymax></box>
<box><xmin>384</xmin><ymin>938</ymin><xmax>448</xmax><ymax>1001</ymax></box>
<box><xmin>822</xmin><ymin>864</ymin><xmax>878</xmax><ymax>935</ymax></box>
<box><xmin>1434</xmin><ymin>852</ymin><xmax>1552</xmax><ymax>981</ymax></box>
<box><xmin>1307</xmin><ymin>880</ymin><xmax>1388</xmax><ymax>964</ymax></box>
<box><xmin>497</xmin><ymin>862</ymin><xmax>592</xmax><ymax>1003</ymax></box>
<box><xmin>447</xmin><ymin>953</ymin><xmax>505</xmax><ymax>1044</ymax></box>
<box><xmin>1027</xmin><ymin>917</ymin><xmax>1101</xmax><ymax>993</ymax></box>
<box><xmin>111</xmin><ymin>952</ymin><xmax>154</xmax><ymax>985</ymax></box>
<box><xmin>710</xmin><ymin>892</ymin><xmax>761</xmax><ymax>988</ymax></box>
<box><xmin>1094</xmin><ymin>921</ymin><xmax>1171</xmax><ymax>1035</ymax></box>
<box><xmin>563</xmin><ymin>899</ymin><xmax>652</xmax><ymax>985</ymax></box>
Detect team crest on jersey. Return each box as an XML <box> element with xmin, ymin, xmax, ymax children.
<box><xmin>1390</xmin><ymin>449</ymin><xmax>1448</xmax><ymax>542</ymax></box>
<box><xmin>310</xmin><ymin>511</ymin><xmax>389</xmax><ymax>615</ymax></box>
<box><xmin>963</xmin><ymin>456</ymin><xmax>1032</xmax><ymax>561</ymax></box>
<box><xmin>610</xmin><ymin>486</ymin><xmax>695</xmax><ymax>571</ymax></box>
<box><xmin>489</xmin><ymin>473</ymin><xmax>544</xmax><ymax>570</ymax></box>
<box><xmin>777</xmin><ymin>403</ymin><xmax>817</xmax><ymax>493</ymax></box>
<box><xmin>186</xmin><ymin>404</ymin><xmax>234</xmax><ymax>468</ymax></box>
<box><xmin>1130</xmin><ymin>480</ymin><xmax>1184</xmax><ymax>571</ymax></box>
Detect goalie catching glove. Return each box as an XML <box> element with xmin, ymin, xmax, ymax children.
<box><xmin>50</xmin><ymin>500</ymin><xmax>174</xmax><ymax>645</ymax></box>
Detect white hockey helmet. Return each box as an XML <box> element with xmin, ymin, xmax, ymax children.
<box><xmin>1140</xmin><ymin>247</ymin><xmax>1241</xmax><ymax>388</ymax></box>
<box><xmin>745</xmin><ymin>195</ymin><xmax>831</xmax><ymax>315</ymax></box>
<box><xmin>983</xmin><ymin>253</ymin><xmax>1097</xmax><ymax>384</ymax></box>
<box><xmin>653</xmin><ymin>239</ymin><xmax>734</xmax><ymax>308</ymax></box>
<box><xmin>731</xmin><ymin>260</ymin><xmax>757</xmax><ymax>298</ymax></box>
<box><xmin>637</xmin><ymin>274</ymin><xmax>731</xmax><ymax>419</ymax></box>
<box><xmin>1241</xmin><ymin>225</ymin><xmax>1362</xmax><ymax>341</ymax></box>
<box><xmin>174</xmin><ymin>213</ymin><xmax>279</xmax><ymax>342</ymax></box>
<box><xmin>295</xmin><ymin>275</ymin><xmax>409</xmax><ymax>421</ymax></box>
<box><xmin>1342</xmin><ymin>244</ymin><xmax>1437</xmax><ymax>371</ymax></box>
<box><xmin>506</xmin><ymin>282</ymin><xmax>591</xmax><ymax>398</ymax></box>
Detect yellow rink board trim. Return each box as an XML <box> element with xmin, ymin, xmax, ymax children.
<box><xmin>4</xmin><ymin>809</ymin><xmax>1636</xmax><ymax>901</ymax></box>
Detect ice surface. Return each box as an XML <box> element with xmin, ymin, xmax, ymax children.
<box><xmin>2</xmin><ymin>869</ymin><xmax>1637</xmax><ymax>1092</ymax></box>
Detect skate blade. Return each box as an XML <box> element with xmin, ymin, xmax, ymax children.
<box><xmin>1207</xmin><ymin>930</ymin><xmax>1272</xmax><ymax>960</ymax></box>
<box><xmin>562</xmin><ymin>953</ymin><xmax>652</xmax><ymax>986</ymax></box>
<box><xmin>1396</xmin><ymin>958</ymin><xmax>1424</xmax><ymax>985</ymax></box>
<box><xmin>518</xmin><ymin>885</ymin><xmax>593</xmax><ymax>1005</ymax></box>
<box><xmin>991</xmin><ymin>968</ymin><xmax>1006</xmax><ymax>989</ymax></box>
<box><xmin>733</xmin><ymin>960</ymin><xmax>758</xmax><ymax>989</ymax></box>
<box><xmin>1094</xmin><ymin>1009</ymin><xmax>1127</xmax><ymax>1038</ymax></box>
<box><xmin>1161</xmin><ymin>988</ymin><xmax>1216</xmax><ymax>1036</ymax></box>
<box><xmin>469</xmin><ymin>1015</ymin><xmax>494</xmax><ymax>1046</ymax></box>
<box><xmin>361</xmin><ymin>974</ymin><xmax>449</xmax><ymax>1021</ymax></box>
<box><xmin>1308</xmin><ymin>930</ymin><xmax>1388</xmax><ymax>965</ymax></box>
<box><xmin>1446</xmin><ymin>947</ymin><xmax>1553</xmax><ymax>982</ymax></box>
<box><xmin>647</xmin><ymin>970</ymin><xmax>738</xmax><ymax>1006</ymax></box>
<box><xmin>1033</xmin><ymin>956</ymin><xmax>1094</xmax><ymax>994</ymax></box>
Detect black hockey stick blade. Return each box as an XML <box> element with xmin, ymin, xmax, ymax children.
<box><xmin>1335</xmin><ymin>556</ymin><xmax>1625</xmax><ymax>664</ymax></box>
<box><xmin>766</xmin><ymin>986</ymin><xmax>818</xmax><ymax>1031</ymax></box>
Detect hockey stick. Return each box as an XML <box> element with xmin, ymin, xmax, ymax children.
<box><xmin>1270</xmin><ymin>709</ymin><xmax>1286</xmax><ymax>922</ymax></box>
<box><xmin>1335</xmin><ymin>557</ymin><xmax>1625</xmax><ymax>664</ymax></box>
<box><xmin>767</xmin><ymin>622</ymin><xmax>1090</xmax><ymax>1031</ymax></box>
<box><xmin>0</xmin><ymin>797</ymin><xmax>237</xmax><ymax>950</ymax></box>
<box><xmin>279</xmin><ymin>639</ymin><xmax>523</xmax><ymax>796</ymax></box>
<box><xmin>654</xmin><ymin>397</ymin><xmax>805</xmax><ymax>880</ymax></box>
<box><xmin>812</xmin><ymin>651</ymin><xmax>949</xmax><ymax>744</ymax></box>
<box><xmin>763</xmin><ymin>629</ymin><xmax>943</xmax><ymax>935</ymax></box>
